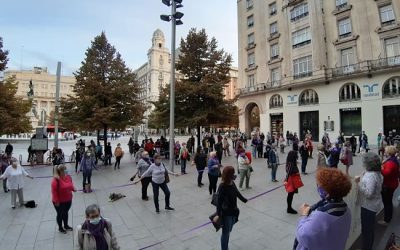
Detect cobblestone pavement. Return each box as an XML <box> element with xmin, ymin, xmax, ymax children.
<box><xmin>0</xmin><ymin>136</ymin><xmax>397</xmax><ymax>249</ymax></box>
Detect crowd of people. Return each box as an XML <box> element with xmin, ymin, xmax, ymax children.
<box><xmin>0</xmin><ymin>128</ymin><xmax>399</xmax><ymax>250</ymax></box>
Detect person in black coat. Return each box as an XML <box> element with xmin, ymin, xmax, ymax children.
<box><xmin>299</xmin><ymin>142</ymin><xmax>309</xmax><ymax>175</ymax></box>
<box><xmin>5</xmin><ymin>142</ymin><xmax>13</xmax><ymax>158</ymax></box>
<box><xmin>213</xmin><ymin>166</ymin><xmax>247</xmax><ymax>250</ymax></box>
<box><xmin>104</xmin><ymin>142</ymin><xmax>112</xmax><ymax>165</ymax></box>
<box><xmin>193</xmin><ymin>146</ymin><xmax>207</xmax><ymax>187</ymax></box>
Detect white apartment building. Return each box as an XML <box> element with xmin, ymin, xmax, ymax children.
<box><xmin>237</xmin><ymin>0</ymin><xmax>400</xmax><ymax>142</ymax></box>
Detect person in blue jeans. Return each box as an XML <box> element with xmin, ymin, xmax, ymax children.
<box><xmin>269</xmin><ymin>146</ymin><xmax>279</xmax><ymax>182</ymax></box>
<box><xmin>213</xmin><ymin>166</ymin><xmax>247</xmax><ymax>250</ymax></box>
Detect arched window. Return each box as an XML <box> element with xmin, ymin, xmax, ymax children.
<box><xmin>339</xmin><ymin>83</ymin><xmax>361</xmax><ymax>102</ymax></box>
<box><xmin>383</xmin><ymin>76</ymin><xmax>400</xmax><ymax>98</ymax></box>
<box><xmin>270</xmin><ymin>94</ymin><xmax>283</xmax><ymax>108</ymax></box>
<box><xmin>299</xmin><ymin>89</ymin><xmax>319</xmax><ymax>106</ymax></box>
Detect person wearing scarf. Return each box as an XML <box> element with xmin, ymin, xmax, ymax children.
<box><xmin>294</xmin><ymin>168</ymin><xmax>352</xmax><ymax>250</ymax></box>
<box><xmin>136</xmin><ymin>151</ymin><xmax>152</xmax><ymax>201</ymax></box>
<box><xmin>77</xmin><ymin>204</ymin><xmax>119</xmax><ymax>250</ymax></box>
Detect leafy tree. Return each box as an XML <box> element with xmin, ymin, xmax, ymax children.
<box><xmin>0</xmin><ymin>37</ymin><xmax>32</xmax><ymax>135</ymax></box>
<box><xmin>149</xmin><ymin>28</ymin><xmax>238</xmax><ymax>145</ymax></box>
<box><xmin>61</xmin><ymin>32</ymin><xmax>145</xmax><ymax>145</ymax></box>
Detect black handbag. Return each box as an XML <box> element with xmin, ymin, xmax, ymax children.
<box><xmin>211</xmin><ymin>192</ymin><xmax>218</xmax><ymax>206</ymax></box>
<box><xmin>163</xmin><ymin>164</ymin><xmax>170</xmax><ymax>183</ymax></box>
<box><xmin>209</xmin><ymin>212</ymin><xmax>222</xmax><ymax>231</ymax></box>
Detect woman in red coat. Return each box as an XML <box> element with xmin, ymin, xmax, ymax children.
<box><xmin>51</xmin><ymin>165</ymin><xmax>76</xmax><ymax>233</ymax></box>
<box><xmin>380</xmin><ymin>146</ymin><xmax>399</xmax><ymax>225</ymax></box>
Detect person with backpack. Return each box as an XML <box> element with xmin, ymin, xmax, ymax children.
<box><xmin>212</xmin><ymin>166</ymin><xmax>248</xmax><ymax>250</ymax></box>
<box><xmin>269</xmin><ymin>145</ymin><xmax>279</xmax><ymax>182</ymax></box>
<box><xmin>77</xmin><ymin>204</ymin><xmax>120</xmax><ymax>249</ymax></box>
<box><xmin>299</xmin><ymin>141</ymin><xmax>309</xmax><ymax>175</ymax></box>
<box><xmin>179</xmin><ymin>143</ymin><xmax>190</xmax><ymax>175</ymax></box>
<box><xmin>113</xmin><ymin>144</ymin><xmax>124</xmax><ymax>170</ymax></box>
<box><xmin>51</xmin><ymin>164</ymin><xmax>76</xmax><ymax>234</ymax></box>
<box><xmin>52</xmin><ymin>148</ymin><xmax>65</xmax><ymax>166</ymax></box>
<box><xmin>208</xmin><ymin>152</ymin><xmax>221</xmax><ymax>195</ymax></box>
<box><xmin>134</xmin><ymin>154</ymin><xmax>179</xmax><ymax>213</ymax></box>
<box><xmin>193</xmin><ymin>146</ymin><xmax>207</xmax><ymax>187</ymax></box>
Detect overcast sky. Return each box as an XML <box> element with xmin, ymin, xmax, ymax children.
<box><xmin>0</xmin><ymin>0</ymin><xmax>238</xmax><ymax>76</ymax></box>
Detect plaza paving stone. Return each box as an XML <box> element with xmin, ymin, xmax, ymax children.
<box><xmin>0</xmin><ymin>136</ymin><xmax>398</xmax><ymax>250</ymax></box>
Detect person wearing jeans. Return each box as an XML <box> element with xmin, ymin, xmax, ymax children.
<box><xmin>134</xmin><ymin>154</ymin><xmax>179</xmax><ymax>213</ymax></box>
<box><xmin>51</xmin><ymin>165</ymin><xmax>76</xmax><ymax>233</ymax></box>
<box><xmin>299</xmin><ymin>142</ymin><xmax>308</xmax><ymax>174</ymax></box>
<box><xmin>380</xmin><ymin>146</ymin><xmax>399</xmax><ymax>225</ymax></box>
<box><xmin>0</xmin><ymin>159</ymin><xmax>34</xmax><ymax>208</ymax></box>
<box><xmin>355</xmin><ymin>152</ymin><xmax>383</xmax><ymax>250</ymax></box>
<box><xmin>212</xmin><ymin>166</ymin><xmax>247</xmax><ymax>250</ymax></box>
<box><xmin>79</xmin><ymin>150</ymin><xmax>97</xmax><ymax>193</ymax></box>
<box><xmin>238</xmin><ymin>152</ymin><xmax>251</xmax><ymax>190</ymax></box>
<box><xmin>179</xmin><ymin>143</ymin><xmax>189</xmax><ymax>174</ymax></box>
<box><xmin>136</xmin><ymin>151</ymin><xmax>152</xmax><ymax>200</ymax></box>
<box><xmin>207</xmin><ymin>152</ymin><xmax>220</xmax><ymax>195</ymax></box>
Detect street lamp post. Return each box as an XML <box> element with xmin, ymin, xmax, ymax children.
<box><xmin>161</xmin><ymin>0</ymin><xmax>183</xmax><ymax>172</ymax></box>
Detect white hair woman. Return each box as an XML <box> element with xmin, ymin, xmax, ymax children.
<box><xmin>0</xmin><ymin>159</ymin><xmax>34</xmax><ymax>209</ymax></box>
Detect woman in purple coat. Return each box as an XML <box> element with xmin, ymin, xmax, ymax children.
<box><xmin>295</xmin><ymin>168</ymin><xmax>352</xmax><ymax>250</ymax></box>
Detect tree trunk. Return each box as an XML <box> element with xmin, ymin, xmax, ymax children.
<box><xmin>103</xmin><ymin>125</ymin><xmax>108</xmax><ymax>147</ymax></box>
<box><xmin>197</xmin><ymin>125</ymin><xmax>201</xmax><ymax>147</ymax></box>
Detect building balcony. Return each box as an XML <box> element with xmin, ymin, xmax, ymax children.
<box><xmin>239</xmin><ymin>56</ymin><xmax>400</xmax><ymax>97</ymax></box>
<box><xmin>331</xmin><ymin>63</ymin><xmax>361</xmax><ymax>78</ymax></box>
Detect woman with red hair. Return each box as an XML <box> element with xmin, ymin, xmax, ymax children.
<box><xmin>295</xmin><ymin>168</ymin><xmax>352</xmax><ymax>250</ymax></box>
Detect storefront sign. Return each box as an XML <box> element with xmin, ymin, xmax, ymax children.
<box><xmin>287</xmin><ymin>95</ymin><xmax>298</xmax><ymax>105</ymax></box>
<box><xmin>340</xmin><ymin>107</ymin><xmax>361</xmax><ymax>112</ymax></box>
<box><xmin>270</xmin><ymin>112</ymin><xmax>283</xmax><ymax>116</ymax></box>
<box><xmin>362</xmin><ymin>83</ymin><xmax>379</xmax><ymax>97</ymax></box>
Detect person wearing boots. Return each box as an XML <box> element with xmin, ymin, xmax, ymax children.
<box><xmin>284</xmin><ymin>151</ymin><xmax>303</xmax><ymax>214</ymax></box>
<box><xmin>79</xmin><ymin>150</ymin><xmax>97</xmax><ymax>193</ymax></box>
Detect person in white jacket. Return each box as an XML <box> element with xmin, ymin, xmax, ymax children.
<box><xmin>355</xmin><ymin>152</ymin><xmax>383</xmax><ymax>250</ymax></box>
<box><xmin>0</xmin><ymin>159</ymin><xmax>34</xmax><ymax>209</ymax></box>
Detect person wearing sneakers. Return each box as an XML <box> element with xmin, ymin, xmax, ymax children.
<box><xmin>179</xmin><ymin>143</ymin><xmax>190</xmax><ymax>175</ymax></box>
<box><xmin>269</xmin><ymin>145</ymin><xmax>279</xmax><ymax>182</ymax></box>
<box><xmin>114</xmin><ymin>144</ymin><xmax>124</xmax><ymax>170</ymax></box>
<box><xmin>134</xmin><ymin>154</ymin><xmax>179</xmax><ymax>213</ymax></box>
<box><xmin>51</xmin><ymin>165</ymin><xmax>76</xmax><ymax>234</ymax></box>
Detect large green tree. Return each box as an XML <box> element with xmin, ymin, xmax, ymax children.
<box><xmin>149</xmin><ymin>28</ymin><xmax>238</xmax><ymax>145</ymax></box>
<box><xmin>0</xmin><ymin>37</ymin><xmax>32</xmax><ymax>135</ymax></box>
<box><xmin>61</xmin><ymin>32</ymin><xmax>145</xmax><ymax>145</ymax></box>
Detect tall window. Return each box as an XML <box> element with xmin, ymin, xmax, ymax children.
<box><xmin>293</xmin><ymin>56</ymin><xmax>313</xmax><ymax>79</ymax></box>
<box><xmin>292</xmin><ymin>27</ymin><xmax>311</xmax><ymax>48</ymax></box>
<box><xmin>271</xmin><ymin>68</ymin><xmax>281</xmax><ymax>85</ymax></box>
<box><xmin>383</xmin><ymin>77</ymin><xmax>400</xmax><ymax>98</ymax></box>
<box><xmin>270</xmin><ymin>94</ymin><xmax>283</xmax><ymax>108</ymax></box>
<box><xmin>248</xmin><ymin>33</ymin><xmax>255</xmax><ymax>46</ymax></box>
<box><xmin>299</xmin><ymin>89</ymin><xmax>319</xmax><ymax>106</ymax></box>
<box><xmin>380</xmin><ymin>5</ymin><xmax>395</xmax><ymax>25</ymax></box>
<box><xmin>336</xmin><ymin>0</ymin><xmax>348</xmax><ymax>8</ymax></box>
<box><xmin>270</xmin><ymin>43</ymin><xmax>279</xmax><ymax>59</ymax></box>
<box><xmin>290</xmin><ymin>3</ymin><xmax>309</xmax><ymax>22</ymax></box>
<box><xmin>270</xmin><ymin>2</ymin><xmax>277</xmax><ymax>16</ymax></box>
<box><xmin>246</xmin><ymin>0</ymin><xmax>254</xmax><ymax>9</ymax></box>
<box><xmin>385</xmin><ymin>37</ymin><xmax>400</xmax><ymax>65</ymax></box>
<box><xmin>341</xmin><ymin>48</ymin><xmax>354</xmax><ymax>66</ymax></box>
<box><xmin>248</xmin><ymin>52</ymin><xmax>255</xmax><ymax>67</ymax></box>
<box><xmin>338</xmin><ymin>18</ymin><xmax>352</xmax><ymax>38</ymax></box>
<box><xmin>247</xmin><ymin>15</ymin><xmax>254</xmax><ymax>28</ymax></box>
<box><xmin>248</xmin><ymin>74</ymin><xmax>255</xmax><ymax>87</ymax></box>
<box><xmin>339</xmin><ymin>83</ymin><xmax>361</xmax><ymax>102</ymax></box>
<box><xmin>270</xmin><ymin>22</ymin><xmax>278</xmax><ymax>35</ymax></box>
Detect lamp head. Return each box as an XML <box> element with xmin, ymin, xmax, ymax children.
<box><xmin>160</xmin><ymin>15</ymin><xmax>171</xmax><ymax>22</ymax></box>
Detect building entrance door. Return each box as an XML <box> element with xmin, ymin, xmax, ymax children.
<box><xmin>299</xmin><ymin>111</ymin><xmax>319</xmax><ymax>141</ymax></box>
<box><xmin>383</xmin><ymin>105</ymin><xmax>400</xmax><ymax>136</ymax></box>
<box><xmin>270</xmin><ymin>113</ymin><xmax>283</xmax><ymax>136</ymax></box>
